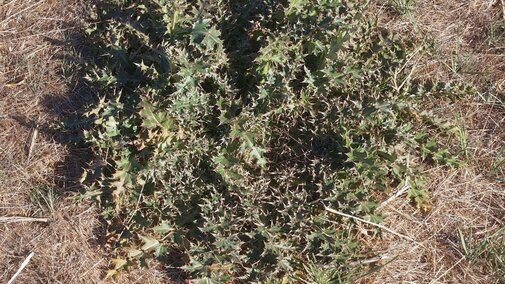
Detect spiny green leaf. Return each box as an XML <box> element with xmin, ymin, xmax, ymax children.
<box><xmin>128</xmin><ymin>249</ymin><xmax>143</xmax><ymax>258</ymax></box>
<box><xmin>140</xmin><ymin>100</ymin><xmax>174</xmax><ymax>130</ymax></box>
<box><xmin>140</xmin><ymin>235</ymin><xmax>160</xmax><ymax>252</ymax></box>
<box><xmin>155</xmin><ymin>244</ymin><xmax>168</xmax><ymax>257</ymax></box>
<box><xmin>191</xmin><ymin>21</ymin><xmax>222</xmax><ymax>51</ymax></box>
<box><xmin>153</xmin><ymin>222</ymin><xmax>173</xmax><ymax>234</ymax></box>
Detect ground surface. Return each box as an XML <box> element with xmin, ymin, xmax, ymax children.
<box><xmin>0</xmin><ymin>0</ymin><xmax>168</xmax><ymax>283</ymax></box>
<box><xmin>363</xmin><ymin>1</ymin><xmax>505</xmax><ymax>282</ymax></box>
<box><xmin>0</xmin><ymin>0</ymin><xmax>503</xmax><ymax>283</ymax></box>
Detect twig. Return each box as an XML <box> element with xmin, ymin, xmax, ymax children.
<box><xmin>429</xmin><ymin>256</ymin><xmax>465</xmax><ymax>284</ymax></box>
<box><xmin>377</xmin><ymin>178</ymin><xmax>411</xmax><ymax>211</ymax></box>
<box><xmin>325</xmin><ymin>207</ymin><xmax>416</xmax><ymax>242</ymax></box>
<box><xmin>78</xmin><ymin>258</ymin><xmax>104</xmax><ymax>279</ymax></box>
<box><xmin>7</xmin><ymin>252</ymin><xmax>34</xmax><ymax>284</ymax></box>
<box><xmin>0</xmin><ymin>216</ymin><xmax>49</xmax><ymax>223</ymax></box>
<box><xmin>27</xmin><ymin>127</ymin><xmax>38</xmax><ymax>161</ymax></box>
<box><xmin>349</xmin><ymin>254</ymin><xmax>391</xmax><ymax>267</ymax></box>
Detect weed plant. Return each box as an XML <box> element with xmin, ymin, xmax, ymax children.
<box><xmin>81</xmin><ymin>0</ymin><xmax>470</xmax><ymax>281</ymax></box>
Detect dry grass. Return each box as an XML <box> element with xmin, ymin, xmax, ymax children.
<box><xmin>0</xmin><ymin>1</ymin><xmax>170</xmax><ymax>283</ymax></box>
<box><xmin>377</xmin><ymin>0</ymin><xmax>505</xmax><ymax>90</ymax></box>
<box><xmin>361</xmin><ymin>1</ymin><xmax>505</xmax><ymax>283</ymax></box>
<box><xmin>361</xmin><ymin>104</ymin><xmax>504</xmax><ymax>283</ymax></box>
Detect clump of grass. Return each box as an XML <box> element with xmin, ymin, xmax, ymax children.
<box><xmin>490</xmin><ymin>145</ymin><xmax>505</xmax><ymax>182</ymax></box>
<box><xmin>388</xmin><ymin>0</ymin><xmax>414</xmax><ymax>15</ymax></box>
<box><xmin>487</xmin><ymin>19</ymin><xmax>505</xmax><ymax>47</ymax></box>
<box><xmin>30</xmin><ymin>185</ymin><xmax>57</xmax><ymax>213</ymax></box>
<box><xmin>459</xmin><ymin>227</ymin><xmax>505</xmax><ymax>281</ymax></box>
<box><xmin>81</xmin><ymin>0</ymin><xmax>470</xmax><ymax>281</ymax></box>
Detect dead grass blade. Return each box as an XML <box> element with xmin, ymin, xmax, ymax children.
<box><xmin>27</xmin><ymin>127</ymin><xmax>38</xmax><ymax>162</ymax></box>
<box><xmin>377</xmin><ymin>178</ymin><xmax>411</xmax><ymax>211</ymax></box>
<box><xmin>429</xmin><ymin>256</ymin><xmax>466</xmax><ymax>284</ymax></box>
<box><xmin>7</xmin><ymin>252</ymin><xmax>34</xmax><ymax>284</ymax></box>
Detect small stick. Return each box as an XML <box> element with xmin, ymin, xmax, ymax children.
<box><xmin>377</xmin><ymin>179</ymin><xmax>410</xmax><ymax>211</ymax></box>
<box><xmin>325</xmin><ymin>207</ymin><xmax>416</xmax><ymax>242</ymax></box>
<box><xmin>7</xmin><ymin>252</ymin><xmax>34</xmax><ymax>284</ymax></box>
<box><xmin>429</xmin><ymin>256</ymin><xmax>465</xmax><ymax>284</ymax></box>
<box><xmin>27</xmin><ymin>127</ymin><xmax>38</xmax><ymax>161</ymax></box>
<box><xmin>349</xmin><ymin>254</ymin><xmax>391</xmax><ymax>266</ymax></box>
<box><xmin>0</xmin><ymin>216</ymin><xmax>49</xmax><ymax>223</ymax></box>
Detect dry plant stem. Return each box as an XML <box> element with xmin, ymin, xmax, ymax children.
<box><xmin>324</xmin><ymin>207</ymin><xmax>416</xmax><ymax>242</ymax></box>
<box><xmin>27</xmin><ymin>127</ymin><xmax>38</xmax><ymax>161</ymax></box>
<box><xmin>349</xmin><ymin>255</ymin><xmax>391</xmax><ymax>267</ymax></box>
<box><xmin>428</xmin><ymin>256</ymin><xmax>466</xmax><ymax>284</ymax></box>
<box><xmin>377</xmin><ymin>179</ymin><xmax>411</xmax><ymax>211</ymax></box>
<box><xmin>0</xmin><ymin>216</ymin><xmax>48</xmax><ymax>223</ymax></box>
<box><xmin>7</xmin><ymin>252</ymin><xmax>34</xmax><ymax>284</ymax></box>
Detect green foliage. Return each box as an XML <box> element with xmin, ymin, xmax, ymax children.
<box><xmin>387</xmin><ymin>0</ymin><xmax>414</xmax><ymax>15</ymax></box>
<box><xmin>81</xmin><ymin>0</ymin><xmax>469</xmax><ymax>281</ymax></box>
<box><xmin>30</xmin><ymin>185</ymin><xmax>57</xmax><ymax>212</ymax></box>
